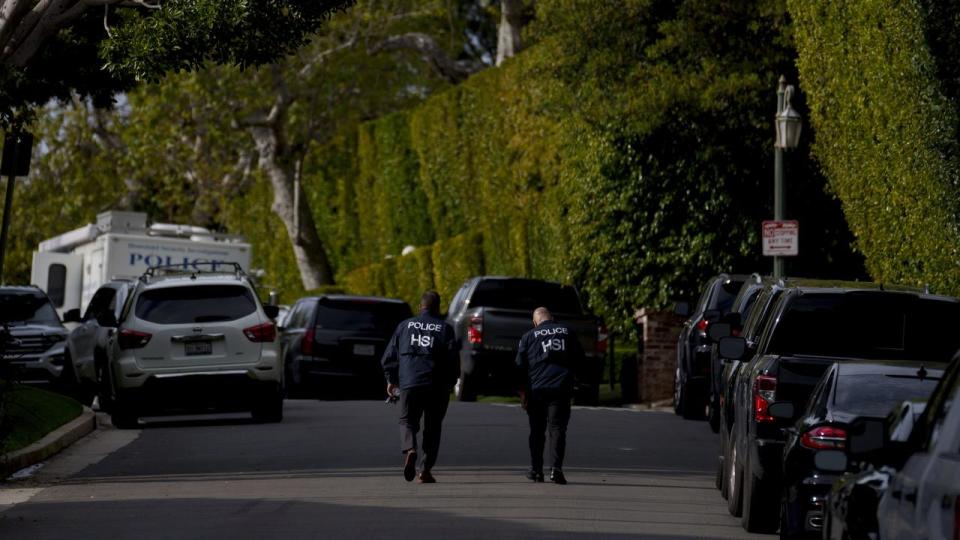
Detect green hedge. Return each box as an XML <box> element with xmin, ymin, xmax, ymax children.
<box><xmin>789</xmin><ymin>0</ymin><xmax>960</xmax><ymax>293</ymax></box>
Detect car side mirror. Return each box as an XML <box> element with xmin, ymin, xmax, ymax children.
<box><xmin>63</xmin><ymin>308</ymin><xmax>81</xmax><ymax>323</ymax></box>
<box><xmin>814</xmin><ymin>450</ymin><xmax>848</xmax><ymax>473</ymax></box>
<box><xmin>766</xmin><ymin>401</ymin><xmax>796</xmax><ymax>420</ymax></box>
<box><xmin>674</xmin><ymin>301</ymin><xmax>691</xmax><ymax>318</ymax></box>
<box><xmin>263</xmin><ymin>304</ymin><xmax>280</xmax><ymax>320</ymax></box>
<box><xmin>707</xmin><ymin>323</ymin><xmax>732</xmax><ymax>343</ymax></box>
<box><xmin>703</xmin><ymin>309</ymin><xmax>721</xmax><ymax>323</ymax></box>
<box><xmin>96</xmin><ymin>311</ymin><xmax>118</xmax><ymax>328</ymax></box>
<box><xmin>718</xmin><ymin>336</ymin><xmax>747</xmax><ymax>361</ymax></box>
<box><xmin>847</xmin><ymin>418</ymin><xmax>887</xmax><ymax>456</ymax></box>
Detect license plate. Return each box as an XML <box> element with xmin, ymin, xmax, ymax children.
<box><xmin>185</xmin><ymin>341</ymin><xmax>213</xmax><ymax>356</ymax></box>
<box><xmin>353</xmin><ymin>344</ymin><xmax>375</xmax><ymax>356</ymax></box>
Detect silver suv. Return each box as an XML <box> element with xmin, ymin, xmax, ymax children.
<box><xmin>98</xmin><ymin>265</ymin><xmax>283</xmax><ymax>428</ymax></box>
<box><xmin>0</xmin><ymin>286</ymin><xmax>69</xmax><ymax>385</ymax></box>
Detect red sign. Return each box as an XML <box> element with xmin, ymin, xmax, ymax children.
<box><xmin>762</xmin><ymin>220</ymin><xmax>799</xmax><ymax>257</ymax></box>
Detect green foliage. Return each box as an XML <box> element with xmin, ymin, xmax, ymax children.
<box><xmin>0</xmin><ymin>1</ymin><xmax>354</xmax><ymax>127</ymax></box>
<box><xmin>789</xmin><ymin>0</ymin><xmax>960</xmax><ymax>293</ymax></box>
<box><xmin>431</xmin><ymin>232</ymin><xmax>485</xmax><ymax>310</ymax></box>
<box><xmin>393</xmin><ymin>248</ymin><xmax>435</xmax><ymax>310</ymax></box>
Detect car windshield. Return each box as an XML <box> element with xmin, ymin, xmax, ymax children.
<box><xmin>469</xmin><ymin>279</ymin><xmax>583</xmax><ymax>313</ymax></box>
<box><xmin>136</xmin><ymin>285</ymin><xmax>257</xmax><ymax>324</ymax></box>
<box><xmin>710</xmin><ymin>279</ymin><xmax>746</xmax><ymax>313</ymax></box>
<box><xmin>0</xmin><ymin>291</ymin><xmax>60</xmax><ymax>326</ymax></box>
<box><xmin>835</xmin><ymin>374</ymin><xmax>940</xmax><ymax>417</ymax></box>
<box><xmin>313</xmin><ymin>300</ymin><xmax>411</xmax><ymax>332</ymax></box>
<box><xmin>769</xmin><ymin>292</ymin><xmax>960</xmax><ymax>361</ymax></box>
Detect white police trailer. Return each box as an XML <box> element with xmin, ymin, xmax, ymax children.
<box><xmin>30</xmin><ymin>211</ymin><xmax>252</xmax><ymax>317</ymax></box>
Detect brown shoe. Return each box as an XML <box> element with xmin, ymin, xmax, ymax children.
<box><xmin>403</xmin><ymin>451</ymin><xmax>417</xmax><ymax>482</ymax></box>
<box><xmin>417</xmin><ymin>470</ymin><xmax>436</xmax><ymax>483</ymax></box>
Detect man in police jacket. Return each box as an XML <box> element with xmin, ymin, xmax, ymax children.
<box><xmin>381</xmin><ymin>290</ymin><xmax>458</xmax><ymax>484</ymax></box>
<box><xmin>516</xmin><ymin>307</ymin><xmax>585</xmax><ymax>484</ymax></box>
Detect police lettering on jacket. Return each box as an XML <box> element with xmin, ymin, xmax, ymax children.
<box><xmin>516</xmin><ymin>321</ymin><xmax>584</xmax><ymax>392</ymax></box>
<box><xmin>381</xmin><ymin>314</ymin><xmax>459</xmax><ymax>390</ymax></box>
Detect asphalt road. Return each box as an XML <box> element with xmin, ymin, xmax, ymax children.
<box><xmin>0</xmin><ymin>400</ymin><xmax>767</xmax><ymax>539</ymax></box>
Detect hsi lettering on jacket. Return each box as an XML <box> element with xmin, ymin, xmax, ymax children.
<box><xmin>411</xmin><ymin>334</ymin><xmax>434</xmax><ymax>348</ymax></box>
<box><xmin>541</xmin><ymin>338</ymin><xmax>566</xmax><ymax>353</ymax></box>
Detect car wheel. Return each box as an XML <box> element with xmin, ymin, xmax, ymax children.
<box><xmin>252</xmin><ymin>385</ymin><xmax>284</xmax><ymax>423</ymax></box>
<box><xmin>674</xmin><ymin>368</ymin><xmax>684</xmax><ymax>415</ymax></box>
<box><xmin>719</xmin><ymin>425</ymin><xmax>730</xmax><ymax>498</ymax></box>
<box><xmin>60</xmin><ymin>352</ymin><xmax>95</xmax><ymax>406</ymax></box>
<box><xmin>680</xmin><ymin>379</ymin><xmax>704</xmax><ymax>420</ymax></box>
<box><xmin>96</xmin><ymin>360</ymin><xmax>115</xmax><ymax>413</ymax></box>
<box><xmin>741</xmin><ymin>451</ymin><xmax>779</xmax><ymax>533</ymax></box>
<box><xmin>455</xmin><ymin>373</ymin><xmax>477</xmax><ymax>402</ymax></box>
<box><xmin>708</xmin><ymin>395</ymin><xmax>721</xmax><ymax>433</ymax></box>
<box><xmin>727</xmin><ymin>440</ymin><xmax>743</xmax><ymax>517</ymax></box>
<box><xmin>110</xmin><ymin>398</ymin><xmax>139</xmax><ymax>429</ymax></box>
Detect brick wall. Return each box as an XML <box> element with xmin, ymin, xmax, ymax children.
<box><xmin>634</xmin><ymin>308</ymin><xmax>683</xmax><ymax>404</ymax></box>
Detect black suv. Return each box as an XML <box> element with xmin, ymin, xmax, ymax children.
<box><xmin>279</xmin><ymin>295</ymin><xmax>412</xmax><ymax>397</ymax></box>
<box><xmin>721</xmin><ymin>280</ymin><xmax>960</xmax><ymax>533</ymax></box>
<box><xmin>0</xmin><ymin>286</ymin><xmax>70</xmax><ymax>388</ymax></box>
<box><xmin>674</xmin><ymin>273</ymin><xmax>749</xmax><ymax>419</ymax></box>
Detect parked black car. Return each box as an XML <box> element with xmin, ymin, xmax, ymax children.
<box><xmin>820</xmin><ymin>400</ymin><xmax>926</xmax><ymax>540</ymax></box>
<box><xmin>674</xmin><ymin>273</ymin><xmax>749</xmax><ymax>419</ymax></box>
<box><xmin>721</xmin><ymin>281</ymin><xmax>960</xmax><ymax>533</ymax></box>
<box><xmin>778</xmin><ymin>361</ymin><xmax>942</xmax><ymax>539</ymax></box>
<box><xmin>0</xmin><ymin>286</ymin><xmax>70</xmax><ymax>388</ymax></box>
<box><xmin>446</xmin><ymin>276</ymin><xmax>606</xmax><ymax>403</ymax></box>
<box><xmin>278</xmin><ymin>295</ymin><xmax>412</xmax><ymax>397</ymax></box>
<box><xmin>712</xmin><ymin>276</ymin><xmax>783</xmax><ymax>498</ymax></box>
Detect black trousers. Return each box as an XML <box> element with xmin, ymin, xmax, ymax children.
<box><xmin>527</xmin><ymin>389</ymin><xmax>572</xmax><ymax>472</ymax></box>
<box><xmin>399</xmin><ymin>385</ymin><xmax>450</xmax><ymax>471</ymax></box>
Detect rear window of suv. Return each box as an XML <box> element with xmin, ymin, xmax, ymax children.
<box><xmin>469</xmin><ymin>279</ymin><xmax>583</xmax><ymax>313</ymax></box>
<box><xmin>136</xmin><ymin>285</ymin><xmax>257</xmax><ymax>324</ymax></box>
<box><xmin>768</xmin><ymin>292</ymin><xmax>960</xmax><ymax>362</ymax></box>
<box><xmin>313</xmin><ymin>300</ymin><xmax>411</xmax><ymax>333</ymax></box>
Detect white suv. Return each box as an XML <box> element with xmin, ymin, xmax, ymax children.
<box><xmin>98</xmin><ymin>265</ymin><xmax>283</xmax><ymax>428</ymax></box>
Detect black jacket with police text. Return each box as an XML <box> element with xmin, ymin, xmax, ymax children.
<box><xmin>381</xmin><ymin>311</ymin><xmax>459</xmax><ymax>390</ymax></box>
<box><xmin>515</xmin><ymin>320</ymin><xmax>585</xmax><ymax>393</ymax></box>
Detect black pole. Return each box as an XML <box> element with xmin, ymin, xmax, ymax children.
<box><xmin>0</xmin><ymin>140</ymin><xmax>18</xmax><ymax>284</ymax></box>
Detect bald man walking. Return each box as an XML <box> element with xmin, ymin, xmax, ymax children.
<box><xmin>515</xmin><ymin>307</ymin><xmax>585</xmax><ymax>484</ymax></box>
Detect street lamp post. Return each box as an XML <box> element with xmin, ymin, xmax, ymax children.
<box><xmin>772</xmin><ymin>75</ymin><xmax>802</xmax><ymax>279</ymax></box>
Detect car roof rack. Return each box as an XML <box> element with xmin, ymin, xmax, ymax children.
<box><xmin>140</xmin><ymin>262</ymin><xmax>246</xmax><ymax>283</ymax></box>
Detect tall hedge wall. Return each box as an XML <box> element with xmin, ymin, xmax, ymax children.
<box><xmin>231</xmin><ymin>0</ymin><xmax>865</xmax><ymax>329</ymax></box>
<box><xmin>789</xmin><ymin>0</ymin><xmax>960</xmax><ymax>293</ymax></box>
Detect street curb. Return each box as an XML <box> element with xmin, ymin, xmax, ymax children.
<box><xmin>1</xmin><ymin>406</ymin><xmax>97</xmax><ymax>479</ymax></box>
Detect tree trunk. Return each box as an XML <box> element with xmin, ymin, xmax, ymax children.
<box><xmin>249</xmin><ymin>124</ymin><xmax>334</xmax><ymax>290</ymax></box>
<box><xmin>495</xmin><ymin>0</ymin><xmax>524</xmax><ymax>66</ymax></box>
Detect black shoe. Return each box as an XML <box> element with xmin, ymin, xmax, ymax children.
<box><xmin>526</xmin><ymin>469</ymin><xmax>544</xmax><ymax>482</ymax></box>
<box><xmin>403</xmin><ymin>451</ymin><xmax>417</xmax><ymax>482</ymax></box>
<box><xmin>550</xmin><ymin>468</ymin><xmax>567</xmax><ymax>485</ymax></box>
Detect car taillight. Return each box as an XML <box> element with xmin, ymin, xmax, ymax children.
<box><xmin>301</xmin><ymin>328</ymin><xmax>315</xmax><ymax>355</ymax></box>
<box><xmin>801</xmin><ymin>425</ymin><xmax>848</xmax><ymax>450</ymax></box>
<box><xmin>118</xmin><ymin>329</ymin><xmax>152</xmax><ymax>350</ymax></box>
<box><xmin>243</xmin><ymin>322</ymin><xmax>276</xmax><ymax>343</ymax></box>
<box><xmin>596</xmin><ymin>323</ymin><xmax>609</xmax><ymax>354</ymax></box>
<box><xmin>696</xmin><ymin>318</ymin><xmax>709</xmax><ymax>332</ymax></box>
<box><xmin>753</xmin><ymin>374</ymin><xmax>777</xmax><ymax>423</ymax></box>
<box><xmin>468</xmin><ymin>315</ymin><xmax>483</xmax><ymax>345</ymax></box>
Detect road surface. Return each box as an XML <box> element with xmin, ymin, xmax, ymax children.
<box><xmin>0</xmin><ymin>400</ymin><xmax>766</xmax><ymax>539</ymax></box>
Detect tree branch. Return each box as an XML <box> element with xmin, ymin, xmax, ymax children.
<box><xmin>368</xmin><ymin>32</ymin><xmax>483</xmax><ymax>84</ymax></box>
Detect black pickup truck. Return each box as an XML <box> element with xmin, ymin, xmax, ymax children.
<box><xmin>446</xmin><ymin>276</ymin><xmax>607</xmax><ymax>404</ymax></box>
<box><xmin>720</xmin><ymin>280</ymin><xmax>960</xmax><ymax>533</ymax></box>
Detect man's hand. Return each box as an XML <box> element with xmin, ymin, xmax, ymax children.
<box><xmin>519</xmin><ymin>390</ymin><xmax>527</xmax><ymax>410</ymax></box>
<box><xmin>387</xmin><ymin>383</ymin><xmax>398</xmax><ymax>398</ymax></box>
